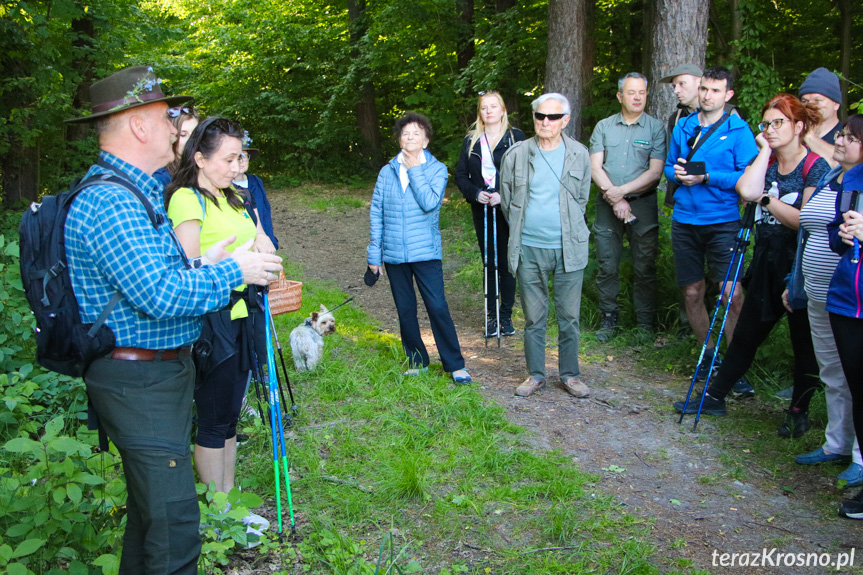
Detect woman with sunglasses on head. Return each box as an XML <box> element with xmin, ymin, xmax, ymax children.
<box><xmin>824</xmin><ymin>115</ymin><xmax>863</xmax><ymax>518</ymax></box>
<box><xmin>675</xmin><ymin>94</ymin><xmax>829</xmax><ymax>432</ymax></box>
<box><xmin>164</xmin><ymin>118</ymin><xmax>270</xmax><ymax>536</ymax></box>
<box><xmin>153</xmin><ymin>105</ymin><xmax>200</xmax><ymax>187</ymax></box>
<box><xmin>233</xmin><ymin>136</ymin><xmax>279</xmax><ymax>250</ymax></box>
<box><xmin>367</xmin><ymin>112</ymin><xmax>471</xmax><ymax>384</ymax></box>
<box><xmin>455</xmin><ymin>91</ymin><xmax>525</xmax><ymax>337</ymax></box>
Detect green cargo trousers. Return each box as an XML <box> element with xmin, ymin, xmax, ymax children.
<box><xmin>85</xmin><ymin>354</ymin><xmax>201</xmax><ymax>575</ymax></box>
<box><xmin>593</xmin><ymin>194</ymin><xmax>659</xmax><ymax>326</ymax></box>
<box><xmin>516</xmin><ymin>245</ymin><xmax>584</xmax><ymax>382</ymax></box>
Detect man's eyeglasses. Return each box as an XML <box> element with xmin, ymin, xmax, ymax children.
<box><xmin>837</xmin><ymin>131</ymin><xmax>861</xmax><ymax>145</ymax></box>
<box><xmin>758</xmin><ymin>118</ymin><xmax>787</xmax><ymax>132</ymax></box>
<box><xmin>167</xmin><ymin>106</ymin><xmax>194</xmax><ymax>118</ymax></box>
<box><xmin>238</xmin><ymin>153</ymin><xmax>250</xmax><ymax>162</ymax></box>
<box><xmin>534</xmin><ymin>112</ymin><xmax>566</xmax><ymax>122</ymax></box>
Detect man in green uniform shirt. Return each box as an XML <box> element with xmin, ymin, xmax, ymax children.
<box><xmin>589</xmin><ymin>72</ymin><xmax>667</xmax><ymax>341</ymax></box>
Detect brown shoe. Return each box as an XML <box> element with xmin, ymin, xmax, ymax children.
<box><xmin>561</xmin><ymin>377</ymin><xmax>589</xmax><ymax>398</ymax></box>
<box><xmin>515</xmin><ymin>377</ymin><xmax>545</xmax><ymax>397</ymax></box>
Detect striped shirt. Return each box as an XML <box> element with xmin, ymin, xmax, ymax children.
<box><xmin>801</xmin><ymin>180</ymin><xmax>841</xmax><ymax>303</ymax></box>
<box><xmin>65</xmin><ymin>152</ymin><xmax>244</xmax><ymax>348</ymax></box>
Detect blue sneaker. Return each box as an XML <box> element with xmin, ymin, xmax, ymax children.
<box><xmin>795</xmin><ymin>447</ymin><xmax>852</xmax><ymax>466</ymax></box>
<box><xmin>452</xmin><ymin>369</ymin><xmax>472</xmax><ymax>385</ymax></box>
<box><xmin>838</xmin><ymin>463</ymin><xmax>863</xmax><ymax>488</ymax></box>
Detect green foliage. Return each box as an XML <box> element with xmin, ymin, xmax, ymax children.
<box><xmin>196</xmin><ymin>485</ymin><xmax>269</xmax><ymax>573</ymax></box>
<box><xmin>732</xmin><ymin>0</ymin><xmax>782</xmax><ymax>128</ymax></box>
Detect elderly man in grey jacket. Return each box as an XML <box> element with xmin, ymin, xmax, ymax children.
<box><xmin>500</xmin><ymin>93</ymin><xmax>592</xmax><ymax>398</ymax></box>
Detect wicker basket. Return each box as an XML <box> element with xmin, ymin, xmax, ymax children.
<box><xmin>268</xmin><ymin>271</ymin><xmax>303</xmax><ymax>315</ymax></box>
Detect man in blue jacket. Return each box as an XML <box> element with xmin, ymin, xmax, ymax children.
<box><xmin>665</xmin><ymin>67</ymin><xmax>758</xmax><ymax>381</ymax></box>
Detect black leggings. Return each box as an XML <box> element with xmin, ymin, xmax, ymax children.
<box><xmin>829</xmin><ymin>313</ymin><xmax>863</xmax><ymax>457</ymax></box>
<box><xmin>194</xmin><ymin>351</ymin><xmax>248</xmax><ymax>449</ymax></box>
<box><xmin>708</xmin><ymin>300</ymin><xmax>819</xmax><ymax>411</ymax></box>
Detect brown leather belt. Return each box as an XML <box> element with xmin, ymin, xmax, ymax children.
<box><xmin>111</xmin><ymin>346</ymin><xmax>193</xmax><ymax>361</ymax></box>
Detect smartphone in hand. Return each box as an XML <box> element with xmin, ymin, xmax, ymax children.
<box><xmin>683</xmin><ymin>161</ymin><xmax>706</xmax><ymax>176</ymax></box>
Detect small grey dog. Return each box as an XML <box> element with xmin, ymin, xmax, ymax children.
<box><xmin>289</xmin><ymin>304</ymin><xmax>336</xmax><ymax>372</ymax></box>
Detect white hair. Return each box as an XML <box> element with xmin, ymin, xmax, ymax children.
<box><xmin>532</xmin><ymin>93</ymin><xmax>571</xmax><ymax>116</ymax></box>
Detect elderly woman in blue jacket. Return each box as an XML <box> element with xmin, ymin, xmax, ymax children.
<box><xmin>367</xmin><ymin>112</ymin><xmax>471</xmax><ymax>384</ymax></box>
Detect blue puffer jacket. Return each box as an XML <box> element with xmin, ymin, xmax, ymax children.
<box><xmin>367</xmin><ymin>150</ymin><xmax>448</xmax><ymax>265</ymax></box>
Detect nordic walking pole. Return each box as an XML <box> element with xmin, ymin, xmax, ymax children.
<box><xmin>492</xmin><ymin>204</ymin><xmax>501</xmax><ymax>348</ymax></box>
<box><xmin>251</xmin><ymin>354</ymin><xmax>271</xmax><ymax>424</ymax></box>
<box><xmin>263</xmin><ymin>295</ymin><xmax>284</xmax><ymax>535</ymax></box>
<box><xmin>483</xmin><ymin>202</ymin><xmax>489</xmax><ymax>347</ymax></box>
<box><xmin>265</xmin><ymin>294</ymin><xmax>296</xmax><ymax>536</ymax></box>
<box><xmin>679</xmin><ymin>203</ymin><xmax>756</xmax><ymax>429</ymax></box>
<box><xmin>267</xmin><ymin>309</ymin><xmax>297</xmax><ymax>415</ymax></box>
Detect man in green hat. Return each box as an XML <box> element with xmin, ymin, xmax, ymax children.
<box><xmin>65</xmin><ymin>66</ymin><xmax>283</xmax><ymax>574</ymax></box>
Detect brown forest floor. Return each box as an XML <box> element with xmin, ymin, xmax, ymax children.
<box><xmin>268</xmin><ymin>184</ymin><xmax>861</xmax><ymax>574</ymax></box>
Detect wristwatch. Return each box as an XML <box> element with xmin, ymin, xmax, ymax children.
<box><xmin>190</xmin><ymin>257</ymin><xmax>204</xmax><ymax>269</ymax></box>
<box><xmin>703</xmin><ymin>173</ymin><xmax>710</xmax><ymax>185</ymax></box>
<box><xmin>760</xmin><ymin>195</ymin><xmax>771</xmax><ymax>207</ymax></box>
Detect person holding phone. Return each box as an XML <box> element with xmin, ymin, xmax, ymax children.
<box><xmin>674</xmin><ymin>94</ymin><xmax>828</xmax><ymax>436</ymax></box>
<box><xmin>663</xmin><ymin>66</ymin><xmax>758</xmax><ymax>382</ymax></box>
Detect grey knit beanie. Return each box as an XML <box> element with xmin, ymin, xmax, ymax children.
<box><xmin>799</xmin><ymin>67</ymin><xmax>842</xmax><ymax>104</ymax></box>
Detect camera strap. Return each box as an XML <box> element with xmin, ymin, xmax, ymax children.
<box><xmin>685</xmin><ymin>112</ymin><xmax>730</xmax><ymax>162</ymax></box>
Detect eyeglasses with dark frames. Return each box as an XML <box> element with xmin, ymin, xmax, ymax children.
<box><xmin>534</xmin><ymin>112</ymin><xmax>566</xmax><ymax>122</ymax></box>
<box><xmin>758</xmin><ymin>118</ymin><xmax>787</xmax><ymax>132</ymax></box>
<box><xmin>837</xmin><ymin>131</ymin><xmax>861</xmax><ymax>145</ymax></box>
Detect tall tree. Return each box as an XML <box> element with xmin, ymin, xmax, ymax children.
<box><xmin>545</xmin><ymin>0</ymin><xmax>593</xmax><ymax>139</ymax></box>
<box><xmin>837</xmin><ymin>0</ymin><xmax>851</xmax><ymax>119</ymax></box>
<box><xmin>349</xmin><ymin>0</ymin><xmax>383</xmax><ymax>167</ymax></box>
<box><xmin>647</xmin><ymin>0</ymin><xmax>709</xmax><ymax>120</ymax></box>
<box><xmin>495</xmin><ymin>0</ymin><xmax>520</xmax><ymax>122</ymax></box>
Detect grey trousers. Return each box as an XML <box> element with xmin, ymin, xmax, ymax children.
<box><xmin>593</xmin><ymin>195</ymin><xmax>659</xmax><ymax>326</ymax></box>
<box><xmin>516</xmin><ymin>244</ymin><xmax>583</xmax><ymax>381</ymax></box>
<box><xmin>86</xmin><ymin>354</ymin><xmax>201</xmax><ymax>575</ymax></box>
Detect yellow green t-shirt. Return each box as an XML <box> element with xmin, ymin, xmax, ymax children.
<box><xmin>168</xmin><ymin>187</ymin><xmax>257</xmax><ymax>318</ymax></box>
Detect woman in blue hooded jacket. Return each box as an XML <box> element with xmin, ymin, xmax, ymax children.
<box><xmin>825</xmin><ymin>114</ymin><xmax>863</xmax><ymax>519</ymax></box>
<box><xmin>367</xmin><ymin>112</ymin><xmax>471</xmax><ymax>384</ymax></box>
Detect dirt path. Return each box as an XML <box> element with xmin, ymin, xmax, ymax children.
<box><xmin>271</xmin><ymin>185</ymin><xmax>861</xmax><ymax>574</ymax></box>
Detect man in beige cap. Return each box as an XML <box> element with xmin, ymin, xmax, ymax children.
<box><xmin>65</xmin><ymin>66</ymin><xmax>282</xmax><ymax>574</ymax></box>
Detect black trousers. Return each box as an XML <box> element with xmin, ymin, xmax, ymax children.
<box><xmin>471</xmin><ymin>203</ymin><xmax>516</xmax><ymax>320</ymax></box>
<box><xmin>829</xmin><ymin>313</ymin><xmax>863</xmax><ymax>460</ymax></box>
<box><xmin>386</xmin><ymin>260</ymin><xmax>465</xmax><ymax>372</ymax></box>
<box><xmin>708</xmin><ymin>299</ymin><xmax>819</xmax><ymax>411</ymax></box>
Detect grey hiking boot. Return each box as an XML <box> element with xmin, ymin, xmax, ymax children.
<box><xmin>596</xmin><ymin>311</ymin><xmax>619</xmax><ymax>342</ymax></box>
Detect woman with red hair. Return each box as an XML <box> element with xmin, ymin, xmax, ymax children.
<box><xmin>675</xmin><ymin>93</ymin><xmax>829</xmax><ymax>435</ymax></box>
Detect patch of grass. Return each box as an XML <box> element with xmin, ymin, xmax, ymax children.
<box><xmin>236</xmin><ymin>275</ymin><xmax>668</xmax><ymax>573</ymax></box>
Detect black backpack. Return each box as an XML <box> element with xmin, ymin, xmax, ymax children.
<box><xmin>19</xmin><ymin>166</ymin><xmax>162</xmax><ymax>377</ymax></box>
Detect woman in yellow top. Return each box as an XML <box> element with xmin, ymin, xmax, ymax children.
<box><xmin>165</xmin><ymin>117</ymin><xmax>275</xmax><ymax>498</ymax></box>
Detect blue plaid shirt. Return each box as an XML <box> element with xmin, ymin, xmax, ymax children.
<box><xmin>65</xmin><ymin>152</ymin><xmax>244</xmax><ymax>348</ymax></box>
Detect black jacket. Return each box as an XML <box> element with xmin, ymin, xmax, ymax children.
<box><xmin>454</xmin><ymin>128</ymin><xmax>526</xmax><ymax>204</ymax></box>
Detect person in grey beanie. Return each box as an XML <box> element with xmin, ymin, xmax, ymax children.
<box><xmin>800</xmin><ymin>67</ymin><xmax>843</xmax><ymax>168</ymax></box>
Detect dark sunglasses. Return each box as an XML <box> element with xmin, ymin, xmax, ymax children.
<box><xmin>167</xmin><ymin>106</ymin><xmax>194</xmax><ymax>118</ymax></box>
<box><xmin>534</xmin><ymin>112</ymin><xmax>566</xmax><ymax>122</ymax></box>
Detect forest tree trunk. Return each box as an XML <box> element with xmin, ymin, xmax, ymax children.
<box><xmin>837</xmin><ymin>0</ymin><xmax>850</xmax><ymax>121</ymax></box>
<box><xmin>496</xmin><ymin>0</ymin><xmax>520</xmax><ymax>126</ymax></box>
<box><xmin>647</xmin><ymin>0</ymin><xmax>709</xmax><ymax>120</ymax></box>
<box><xmin>348</xmin><ymin>0</ymin><xmax>383</xmax><ymax>168</ymax></box>
<box><xmin>545</xmin><ymin>0</ymin><xmax>592</xmax><ymax>140</ymax></box>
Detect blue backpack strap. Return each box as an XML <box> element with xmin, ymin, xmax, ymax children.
<box><xmin>192</xmin><ymin>187</ymin><xmax>207</xmax><ymax>224</ymax></box>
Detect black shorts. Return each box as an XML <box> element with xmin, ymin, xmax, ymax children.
<box><xmin>672</xmin><ymin>220</ymin><xmax>742</xmax><ymax>287</ymax></box>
